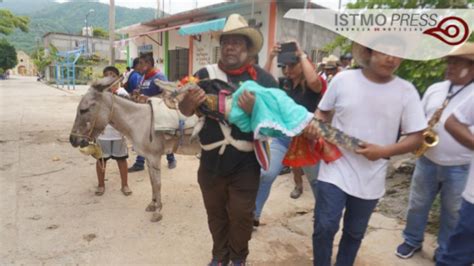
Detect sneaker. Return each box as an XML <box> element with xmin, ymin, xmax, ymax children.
<box><xmin>167</xmin><ymin>159</ymin><xmax>177</xmax><ymax>169</ymax></box>
<box><xmin>395</xmin><ymin>242</ymin><xmax>421</xmax><ymax>259</ymax></box>
<box><xmin>128</xmin><ymin>164</ymin><xmax>144</xmax><ymax>172</ymax></box>
<box><xmin>290</xmin><ymin>186</ymin><xmax>303</xmax><ymax>199</ymax></box>
<box><xmin>208</xmin><ymin>258</ymin><xmax>229</xmax><ymax>266</ymax></box>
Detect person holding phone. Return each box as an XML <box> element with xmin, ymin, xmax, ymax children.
<box><xmin>254</xmin><ymin>40</ymin><xmax>326</xmax><ymax>226</ymax></box>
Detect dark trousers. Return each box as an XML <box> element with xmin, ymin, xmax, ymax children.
<box><xmin>437</xmin><ymin>199</ymin><xmax>474</xmax><ymax>266</ymax></box>
<box><xmin>313</xmin><ymin>181</ymin><xmax>378</xmax><ymax>266</ymax></box>
<box><xmin>198</xmin><ymin>164</ymin><xmax>260</xmax><ymax>263</ymax></box>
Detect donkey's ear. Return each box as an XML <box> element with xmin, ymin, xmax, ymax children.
<box><xmin>91</xmin><ymin>76</ymin><xmax>118</xmax><ymax>92</ymax></box>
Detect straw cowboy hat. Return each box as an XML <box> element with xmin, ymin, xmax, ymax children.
<box><xmin>217</xmin><ymin>14</ymin><xmax>263</xmax><ymax>56</ymax></box>
<box><xmin>351</xmin><ymin>42</ymin><xmax>372</xmax><ymax>68</ymax></box>
<box><xmin>446</xmin><ymin>42</ymin><xmax>474</xmax><ymax>61</ymax></box>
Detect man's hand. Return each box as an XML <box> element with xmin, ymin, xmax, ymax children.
<box><xmin>179</xmin><ymin>87</ymin><xmax>206</xmax><ymax>116</ymax></box>
<box><xmin>303</xmin><ymin>120</ymin><xmax>321</xmax><ymax>140</ymax></box>
<box><xmin>355</xmin><ymin>142</ymin><xmax>389</xmax><ymax>161</ymax></box>
<box><xmin>237</xmin><ymin>90</ymin><xmax>256</xmax><ymax>114</ymax></box>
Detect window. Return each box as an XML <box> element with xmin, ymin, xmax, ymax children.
<box><xmin>168</xmin><ymin>48</ymin><xmax>189</xmax><ymax>81</ymax></box>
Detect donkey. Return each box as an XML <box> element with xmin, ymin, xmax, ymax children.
<box><xmin>69</xmin><ymin>77</ymin><xmax>199</xmax><ymax>222</ymax></box>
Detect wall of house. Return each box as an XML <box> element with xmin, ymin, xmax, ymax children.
<box><xmin>120</xmin><ymin>2</ymin><xmax>341</xmax><ymax>80</ymax></box>
<box><xmin>43</xmin><ymin>34</ymin><xmax>125</xmax><ymax>61</ymax></box>
<box><xmin>13</xmin><ymin>51</ymin><xmax>36</xmax><ymax>76</ymax></box>
<box><xmin>191</xmin><ymin>32</ymin><xmax>219</xmax><ymax>74</ymax></box>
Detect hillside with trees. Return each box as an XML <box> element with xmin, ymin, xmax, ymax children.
<box><xmin>0</xmin><ymin>0</ymin><xmax>158</xmax><ymax>53</ymax></box>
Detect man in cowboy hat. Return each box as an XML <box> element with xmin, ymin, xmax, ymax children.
<box><xmin>303</xmin><ymin>40</ymin><xmax>427</xmax><ymax>266</ymax></box>
<box><xmin>396</xmin><ymin>42</ymin><xmax>474</xmax><ymax>261</ymax></box>
<box><xmin>179</xmin><ymin>13</ymin><xmax>277</xmax><ymax>266</ymax></box>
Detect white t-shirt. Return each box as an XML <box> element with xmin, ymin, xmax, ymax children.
<box><xmin>422</xmin><ymin>80</ymin><xmax>474</xmax><ymax>166</ymax></box>
<box><xmin>317</xmin><ymin>69</ymin><xmax>427</xmax><ymax>199</ymax></box>
<box><xmin>452</xmin><ymin>93</ymin><xmax>474</xmax><ymax>204</ymax></box>
<box><xmin>98</xmin><ymin>88</ymin><xmax>129</xmax><ymax>141</ymax></box>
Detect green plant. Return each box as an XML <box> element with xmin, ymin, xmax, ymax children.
<box><xmin>0</xmin><ymin>39</ymin><xmax>17</xmax><ymax>70</ymax></box>
<box><xmin>0</xmin><ymin>9</ymin><xmax>29</xmax><ymax>35</ymax></box>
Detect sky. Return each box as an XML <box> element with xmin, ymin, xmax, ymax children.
<box><xmin>55</xmin><ymin>0</ymin><xmax>355</xmax><ymax>13</ymax></box>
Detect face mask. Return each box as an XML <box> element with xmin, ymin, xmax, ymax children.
<box><xmin>79</xmin><ymin>142</ymin><xmax>103</xmax><ymax>160</ymax></box>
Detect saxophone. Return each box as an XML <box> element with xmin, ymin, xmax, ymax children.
<box><xmin>413</xmin><ymin>102</ymin><xmax>446</xmax><ymax>158</ymax></box>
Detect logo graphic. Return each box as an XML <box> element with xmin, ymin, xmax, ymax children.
<box><xmin>423</xmin><ymin>16</ymin><xmax>469</xmax><ymax>45</ymax></box>
<box><xmin>284</xmin><ymin>9</ymin><xmax>474</xmax><ymax>60</ymax></box>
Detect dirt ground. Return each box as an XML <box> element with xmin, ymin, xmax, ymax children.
<box><xmin>0</xmin><ymin>76</ymin><xmax>436</xmax><ymax>265</ymax></box>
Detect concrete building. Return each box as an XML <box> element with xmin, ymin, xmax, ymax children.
<box><xmin>42</xmin><ymin>32</ymin><xmax>126</xmax><ymax>61</ymax></box>
<box><xmin>115</xmin><ymin>0</ymin><xmax>339</xmax><ymax>81</ymax></box>
<box><xmin>13</xmin><ymin>51</ymin><xmax>37</xmax><ymax>76</ymax></box>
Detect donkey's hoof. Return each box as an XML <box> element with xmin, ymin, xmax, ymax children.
<box><xmin>151</xmin><ymin>213</ymin><xmax>163</xmax><ymax>222</ymax></box>
<box><xmin>146</xmin><ymin>204</ymin><xmax>157</xmax><ymax>212</ymax></box>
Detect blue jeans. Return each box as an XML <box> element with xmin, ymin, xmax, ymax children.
<box><xmin>403</xmin><ymin>156</ymin><xmax>469</xmax><ymax>259</ymax></box>
<box><xmin>313</xmin><ymin>181</ymin><xmax>378</xmax><ymax>266</ymax></box>
<box><xmin>254</xmin><ymin>137</ymin><xmax>319</xmax><ymax>220</ymax></box>
<box><xmin>436</xmin><ymin>199</ymin><xmax>474</xmax><ymax>266</ymax></box>
<box><xmin>134</xmin><ymin>153</ymin><xmax>176</xmax><ymax>167</ymax></box>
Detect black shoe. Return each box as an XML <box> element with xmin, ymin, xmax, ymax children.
<box><xmin>208</xmin><ymin>258</ymin><xmax>229</xmax><ymax>266</ymax></box>
<box><xmin>253</xmin><ymin>219</ymin><xmax>260</xmax><ymax>227</ymax></box>
<box><xmin>279</xmin><ymin>166</ymin><xmax>291</xmax><ymax>175</ymax></box>
<box><xmin>128</xmin><ymin>164</ymin><xmax>144</xmax><ymax>172</ymax></box>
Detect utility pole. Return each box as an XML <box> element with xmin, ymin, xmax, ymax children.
<box><xmin>109</xmin><ymin>0</ymin><xmax>115</xmax><ymax>65</ymax></box>
<box><xmin>85</xmin><ymin>9</ymin><xmax>94</xmax><ymax>56</ymax></box>
<box><xmin>156</xmin><ymin>0</ymin><xmax>161</xmax><ymax>18</ymax></box>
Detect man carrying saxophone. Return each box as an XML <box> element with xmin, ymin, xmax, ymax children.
<box><xmin>396</xmin><ymin>42</ymin><xmax>474</xmax><ymax>261</ymax></box>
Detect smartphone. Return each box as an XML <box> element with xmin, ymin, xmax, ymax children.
<box><xmin>278</xmin><ymin>42</ymin><xmax>298</xmax><ymax>65</ymax></box>
<box><xmin>280</xmin><ymin>42</ymin><xmax>297</xmax><ymax>53</ymax></box>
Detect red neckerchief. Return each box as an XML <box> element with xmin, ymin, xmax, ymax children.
<box><xmin>143</xmin><ymin>68</ymin><xmax>160</xmax><ymax>80</ymax></box>
<box><xmin>218</xmin><ymin>61</ymin><xmax>257</xmax><ymax>81</ymax></box>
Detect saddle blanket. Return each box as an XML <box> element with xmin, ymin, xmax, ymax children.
<box><xmin>149</xmin><ymin>97</ymin><xmax>199</xmax><ymax>132</ymax></box>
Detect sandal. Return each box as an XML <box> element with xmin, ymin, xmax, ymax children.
<box><xmin>95</xmin><ymin>186</ymin><xmax>105</xmax><ymax>196</ymax></box>
<box><xmin>121</xmin><ymin>186</ymin><xmax>132</xmax><ymax>196</ymax></box>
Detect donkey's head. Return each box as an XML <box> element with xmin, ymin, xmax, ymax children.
<box><xmin>69</xmin><ymin>76</ymin><xmax>117</xmax><ymax>147</ymax></box>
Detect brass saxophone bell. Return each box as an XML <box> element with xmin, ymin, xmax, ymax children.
<box><xmin>423</xmin><ymin>130</ymin><xmax>439</xmax><ymax>147</ymax></box>
<box><xmin>414</xmin><ymin>130</ymin><xmax>439</xmax><ymax>158</ymax></box>
<box><xmin>79</xmin><ymin>143</ymin><xmax>103</xmax><ymax>160</ymax></box>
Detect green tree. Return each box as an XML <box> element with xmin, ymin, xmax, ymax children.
<box><xmin>324</xmin><ymin>0</ymin><xmax>472</xmax><ymax>94</ymax></box>
<box><xmin>0</xmin><ymin>9</ymin><xmax>30</xmax><ymax>35</ymax></box>
<box><xmin>93</xmin><ymin>27</ymin><xmax>108</xmax><ymax>38</ymax></box>
<box><xmin>31</xmin><ymin>47</ymin><xmax>52</xmax><ymax>73</ymax></box>
<box><xmin>0</xmin><ymin>39</ymin><xmax>18</xmax><ymax>70</ymax></box>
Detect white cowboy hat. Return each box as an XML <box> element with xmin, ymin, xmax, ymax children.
<box><xmin>446</xmin><ymin>42</ymin><xmax>474</xmax><ymax>61</ymax></box>
<box><xmin>352</xmin><ymin>42</ymin><xmax>371</xmax><ymax>68</ymax></box>
<box><xmin>217</xmin><ymin>14</ymin><xmax>263</xmax><ymax>56</ymax></box>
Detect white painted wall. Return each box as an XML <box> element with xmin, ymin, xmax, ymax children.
<box><xmin>192</xmin><ymin>32</ymin><xmax>220</xmax><ymax>74</ymax></box>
